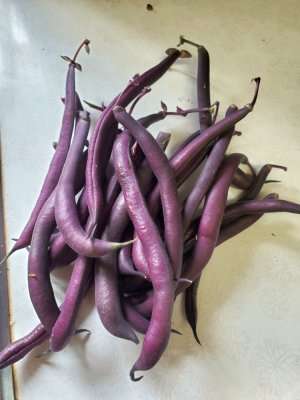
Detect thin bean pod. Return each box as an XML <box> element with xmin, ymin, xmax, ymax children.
<box><xmin>182</xmin><ymin>105</ymin><xmax>238</xmax><ymax>231</ymax></box>
<box><xmin>177</xmin><ymin>153</ymin><xmax>248</xmax><ymax>294</ymax></box>
<box><xmin>222</xmin><ymin>198</ymin><xmax>300</xmax><ymax>222</ymax></box>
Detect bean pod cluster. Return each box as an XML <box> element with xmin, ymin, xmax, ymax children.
<box><xmin>1</xmin><ymin>37</ymin><xmax>299</xmax><ymax>381</ymax></box>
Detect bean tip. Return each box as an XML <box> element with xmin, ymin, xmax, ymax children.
<box><xmin>0</xmin><ymin>249</ymin><xmax>14</xmax><ymax>267</ymax></box>
<box><xmin>269</xmin><ymin>164</ymin><xmax>287</xmax><ymax>172</ymax></box>
<box><xmin>192</xmin><ymin>330</ymin><xmax>201</xmax><ymax>346</ymax></box>
<box><xmin>249</xmin><ymin>77</ymin><xmax>261</xmax><ymax>108</ymax></box>
<box><xmin>130</xmin><ymin>367</ymin><xmax>144</xmax><ymax>382</ymax></box>
<box><xmin>177</xmin><ymin>35</ymin><xmax>185</xmax><ymax>47</ymax></box>
<box><xmin>74</xmin><ymin>328</ymin><xmax>91</xmax><ymax>335</ymax></box>
<box><xmin>171</xmin><ymin>328</ymin><xmax>183</xmax><ymax>335</ymax></box>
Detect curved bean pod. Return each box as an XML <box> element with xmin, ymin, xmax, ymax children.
<box><xmin>49</xmin><ymin>188</ymin><xmax>89</xmax><ymax>269</ymax></box>
<box><xmin>28</xmin><ymin>191</ymin><xmax>59</xmax><ymax>333</ymax></box>
<box><xmin>94</xmin><ymin>129</ymin><xmax>171</xmax><ymax>342</ymax></box>
<box><xmin>0</xmin><ymin>273</ymin><xmax>93</xmax><ymax>367</ymax></box>
<box><xmin>105</xmin><ymin>112</ymin><xmax>165</xmax><ymax>217</ymax></box>
<box><xmin>50</xmin><ymin>255</ymin><xmax>93</xmax><ymax>351</ymax></box>
<box><xmin>231</xmin><ymin>168</ymin><xmax>254</xmax><ymax>190</ymax></box>
<box><xmin>177</xmin><ymin>153</ymin><xmax>247</xmax><ymax>294</ymax></box>
<box><xmin>122</xmin><ymin>299</ymin><xmax>150</xmax><ymax>335</ymax></box>
<box><xmin>240</xmin><ymin>164</ymin><xmax>287</xmax><ymax>201</ymax></box>
<box><xmin>86</xmin><ymin>49</ymin><xmax>184</xmax><ymax>230</ymax></box>
<box><xmin>182</xmin><ymin>105</ymin><xmax>238</xmax><ymax>231</ymax></box>
<box><xmin>0</xmin><ymin>324</ymin><xmax>49</xmax><ymax>369</ymax></box>
<box><xmin>114</xmin><ymin>106</ymin><xmax>182</xmax><ymax>280</ymax></box>
<box><xmin>9</xmin><ymin>64</ymin><xmax>76</xmax><ymax>257</ymax></box>
<box><xmin>94</xmin><ymin>234</ymin><xmax>139</xmax><ymax>344</ymax></box>
<box><xmin>146</xmin><ymin>78</ymin><xmax>260</xmax><ymax>219</ymax></box>
<box><xmin>222</xmin><ymin>197</ymin><xmax>300</xmax><ymax>222</ymax></box>
<box><xmin>55</xmin><ymin>112</ymin><xmax>134</xmax><ymax>257</ymax></box>
<box><xmin>113</xmin><ymin>132</ymin><xmax>174</xmax><ymax>381</ymax></box>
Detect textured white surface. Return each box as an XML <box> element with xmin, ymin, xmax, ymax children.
<box><xmin>1</xmin><ymin>0</ymin><xmax>300</xmax><ymax>399</ymax></box>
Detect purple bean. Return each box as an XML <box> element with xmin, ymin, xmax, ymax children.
<box><xmin>222</xmin><ymin>197</ymin><xmax>300</xmax><ymax>222</ymax></box>
<box><xmin>182</xmin><ymin>105</ymin><xmax>238</xmax><ymax>231</ymax></box>
<box><xmin>185</xmin><ymin>193</ymin><xmax>280</xmax><ymax>248</ymax></box>
<box><xmin>94</xmin><ymin>235</ymin><xmax>139</xmax><ymax>344</ymax></box>
<box><xmin>240</xmin><ymin>164</ymin><xmax>287</xmax><ymax>201</ymax></box>
<box><xmin>119</xmin><ymin>131</ymin><xmax>171</xmax><ymax>278</ymax></box>
<box><xmin>114</xmin><ymin>106</ymin><xmax>182</xmax><ymax>280</ymax></box>
<box><xmin>177</xmin><ymin>153</ymin><xmax>247</xmax><ymax>293</ymax></box>
<box><xmin>117</xmin><ymin>227</ymin><xmax>136</xmax><ymax>276</ymax></box>
<box><xmin>0</xmin><ymin>273</ymin><xmax>93</xmax><ymax>368</ymax></box>
<box><xmin>6</xmin><ymin>41</ymin><xmax>90</xmax><ymax>261</ymax></box>
<box><xmin>178</xmin><ymin>36</ymin><xmax>212</xmax><ymax>131</ymax></box>
<box><xmin>94</xmin><ymin>156</ymin><xmax>160</xmax><ymax>337</ymax></box>
<box><xmin>113</xmin><ymin>131</ymin><xmax>174</xmax><ymax>381</ymax></box>
<box><xmin>146</xmin><ymin>78</ymin><xmax>260</xmax><ymax>220</ymax></box>
<box><xmin>8</xmin><ymin>64</ymin><xmax>76</xmax><ymax>257</ymax></box>
<box><xmin>184</xmin><ymin>277</ymin><xmax>201</xmax><ymax>344</ymax></box>
<box><xmin>55</xmin><ymin>111</ymin><xmax>134</xmax><ymax>257</ymax></box>
<box><xmin>122</xmin><ymin>299</ymin><xmax>150</xmax><ymax>335</ymax></box>
<box><xmin>0</xmin><ymin>324</ymin><xmax>50</xmax><ymax>369</ymax></box>
<box><xmin>217</xmin><ymin>194</ymin><xmax>279</xmax><ymax>246</ymax></box>
<box><xmin>86</xmin><ymin>49</ymin><xmax>186</xmax><ymax>231</ymax></box>
<box><xmin>49</xmin><ymin>187</ymin><xmax>89</xmax><ymax>270</ymax></box>
<box><xmin>132</xmin><ymin>233</ymin><xmax>150</xmax><ymax>277</ymax></box>
<box><xmin>132</xmin><ymin>291</ymin><xmax>154</xmax><ymax>318</ymax></box>
<box><xmin>231</xmin><ymin>168</ymin><xmax>254</xmax><ymax>190</ymax></box>
<box><xmin>94</xmin><ymin>129</ymin><xmax>171</xmax><ymax>341</ymax></box>
<box><xmin>28</xmin><ymin>190</ymin><xmax>59</xmax><ymax>333</ymax></box>
<box><xmin>140</xmin><ymin>195</ymin><xmax>280</xmax><ymax>324</ymax></box>
<box><xmin>50</xmin><ymin>256</ymin><xmax>93</xmax><ymax>351</ymax></box>
<box><xmin>104</xmin><ymin>112</ymin><xmax>166</xmax><ymax>228</ymax></box>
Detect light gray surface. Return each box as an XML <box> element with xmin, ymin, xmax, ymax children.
<box><xmin>1</xmin><ymin>1</ymin><xmax>300</xmax><ymax>399</ymax></box>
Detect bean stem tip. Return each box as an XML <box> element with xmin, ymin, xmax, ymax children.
<box><xmin>130</xmin><ymin>367</ymin><xmax>144</xmax><ymax>382</ymax></box>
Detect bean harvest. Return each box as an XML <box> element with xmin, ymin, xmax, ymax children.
<box><xmin>1</xmin><ymin>36</ymin><xmax>300</xmax><ymax>381</ymax></box>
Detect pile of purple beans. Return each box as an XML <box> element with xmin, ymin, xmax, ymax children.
<box><xmin>1</xmin><ymin>37</ymin><xmax>300</xmax><ymax>381</ymax></box>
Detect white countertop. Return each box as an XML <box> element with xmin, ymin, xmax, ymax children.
<box><xmin>1</xmin><ymin>1</ymin><xmax>300</xmax><ymax>399</ymax></box>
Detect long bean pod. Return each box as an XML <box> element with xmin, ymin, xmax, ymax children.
<box><xmin>86</xmin><ymin>49</ymin><xmax>186</xmax><ymax>230</ymax></box>
<box><xmin>55</xmin><ymin>111</ymin><xmax>134</xmax><ymax>257</ymax></box>
<box><xmin>177</xmin><ymin>153</ymin><xmax>248</xmax><ymax>293</ymax></box>
<box><xmin>113</xmin><ymin>131</ymin><xmax>174</xmax><ymax>381</ymax></box>
<box><xmin>114</xmin><ymin>106</ymin><xmax>183</xmax><ymax>280</ymax></box>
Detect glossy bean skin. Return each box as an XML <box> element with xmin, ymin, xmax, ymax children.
<box><xmin>55</xmin><ymin>112</ymin><xmax>133</xmax><ymax>257</ymax></box>
<box><xmin>113</xmin><ymin>132</ymin><xmax>174</xmax><ymax>381</ymax></box>
<box><xmin>114</xmin><ymin>106</ymin><xmax>182</xmax><ymax>280</ymax></box>
<box><xmin>104</xmin><ymin>112</ymin><xmax>166</xmax><ymax>227</ymax></box>
<box><xmin>95</xmin><ymin>131</ymin><xmax>171</xmax><ymax>342</ymax></box>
